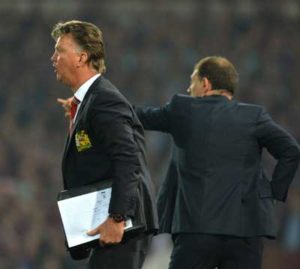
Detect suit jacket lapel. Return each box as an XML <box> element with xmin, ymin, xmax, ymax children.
<box><xmin>62</xmin><ymin>134</ymin><xmax>70</xmax><ymax>173</ymax></box>
<box><xmin>62</xmin><ymin>76</ymin><xmax>102</xmax><ymax>165</ymax></box>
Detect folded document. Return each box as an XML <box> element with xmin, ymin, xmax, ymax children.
<box><xmin>57</xmin><ymin>181</ymin><xmax>144</xmax><ymax>248</ymax></box>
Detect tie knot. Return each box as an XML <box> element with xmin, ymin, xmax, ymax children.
<box><xmin>72</xmin><ymin>96</ymin><xmax>80</xmax><ymax>105</ymax></box>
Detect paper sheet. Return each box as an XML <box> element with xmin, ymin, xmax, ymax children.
<box><xmin>57</xmin><ymin>187</ymin><xmax>132</xmax><ymax>247</ymax></box>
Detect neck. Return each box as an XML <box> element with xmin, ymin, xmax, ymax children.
<box><xmin>204</xmin><ymin>89</ymin><xmax>233</xmax><ymax>100</ymax></box>
<box><xmin>71</xmin><ymin>68</ymin><xmax>99</xmax><ymax>93</ymax></box>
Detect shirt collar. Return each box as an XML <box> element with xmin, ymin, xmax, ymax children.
<box><xmin>74</xmin><ymin>73</ymin><xmax>101</xmax><ymax>102</ymax></box>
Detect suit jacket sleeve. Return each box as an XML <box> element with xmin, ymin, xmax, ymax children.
<box><xmin>134</xmin><ymin>102</ymin><xmax>171</xmax><ymax>132</ymax></box>
<box><xmin>90</xmin><ymin>91</ymin><xmax>141</xmax><ymax>216</ymax></box>
<box><xmin>255</xmin><ymin>107</ymin><xmax>300</xmax><ymax>202</ymax></box>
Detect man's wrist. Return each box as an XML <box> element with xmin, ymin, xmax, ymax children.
<box><xmin>109</xmin><ymin>213</ymin><xmax>126</xmax><ymax>223</ymax></box>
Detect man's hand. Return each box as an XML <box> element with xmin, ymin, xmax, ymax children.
<box><xmin>57</xmin><ymin>97</ymin><xmax>72</xmax><ymax>118</ymax></box>
<box><xmin>87</xmin><ymin>217</ymin><xmax>125</xmax><ymax>246</ymax></box>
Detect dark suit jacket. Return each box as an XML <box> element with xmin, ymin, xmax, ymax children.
<box><xmin>62</xmin><ymin>76</ymin><xmax>158</xmax><ymax>234</ymax></box>
<box><xmin>136</xmin><ymin>94</ymin><xmax>300</xmax><ymax>238</ymax></box>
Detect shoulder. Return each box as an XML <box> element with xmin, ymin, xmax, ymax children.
<box><xmin>236</xmin><ymin>102</ymin><xmax>264</xmax><ymax>110</ymax></box>
<box><xmin>172</xmin><ymin>93</ymin><xmax>193</xmax><ymax>101</ymax></box>
<box><xmin>234</xmin><ymin>102</ymin><xmax>275</xmax><ymax>125</ymax></box>
<box><xmin>236</xmin><ymin>102</ymin><xmax>266</xmax><ymax>113</ymax></box>
<box><xmin>91</xmin><ymin>76</ymin><xmax>120</xmax><ymax>97</ymax></box>
<box><xmin>170</xmin><ymin>94</ymin><xmax>194</xmax><ymax>106</ymax></box>
<box><xmin>85</xmin><ymin>77</ymin><xmax>133</xmax><ymax>121</ymax></box>
<box><xmin>91</xmin><ymin>76</ymin><xmax>131</xmax><ymax>106</ymax></box>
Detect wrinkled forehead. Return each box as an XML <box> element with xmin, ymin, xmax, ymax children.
<box><xmin>54</xmin><ymin>35</ymin><xmax>66</xmax><ymax>48</ymax></box>
<box><xmin>55</xmin><ymin>34</ymin><xmax>70</xmax><ymax>45</ymax></box>
<box><xmin>54</xmin><ymin>34</ymin><xmax>79</xmax><ymax>50</ymax></box>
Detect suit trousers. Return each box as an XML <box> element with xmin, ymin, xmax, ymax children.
<box><xmin>169</xmin><ymin>233</ymin><xmax>264</xmax><ymax>269</ymax></box>
<box><xmin>87</xmin><ymin>234</ymin><xmax>152</xmax><ymax>269</ymax></box>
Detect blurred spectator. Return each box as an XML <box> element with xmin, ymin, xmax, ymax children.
<box><xmin>279</xmin><ymin>189</ymin><xmax>300</xmax><ymax>269</ymax></box>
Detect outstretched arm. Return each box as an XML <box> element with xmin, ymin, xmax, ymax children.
<box><xmin>134</xmin><ymin>104</ymin><xmax>171</xmax><ymax>133</ymax></box>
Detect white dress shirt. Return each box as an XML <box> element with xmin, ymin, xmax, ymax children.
<box><xmin>73</xmin><ymin>73</ymin><xmax>101</xmax><ymax>122</ymax></box>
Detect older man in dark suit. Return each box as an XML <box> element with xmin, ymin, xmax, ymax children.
<box><xmin>135</xmin><ymin>56</ymin><xmax>300</xmax><ymax>269</ymax></box>
<box><xmin>51</xmin><ymin>20</ymin><xmax>157</xmax><ymax>269</ymax></box>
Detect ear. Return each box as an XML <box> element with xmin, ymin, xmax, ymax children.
<box><xmin>77</xmin><ymin>51</ymin><xmax>89</xmax><ymax>67</ymax></box>
<box><xmin>202</xmin><ymin>77</ymin><xmax>212</xmax><ymax>92</ymax></box>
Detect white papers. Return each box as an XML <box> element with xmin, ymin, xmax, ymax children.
<box><xmin>57</xmin><ymin>187</ymin><xmax>132</xmax><ymax>248</ymax></box>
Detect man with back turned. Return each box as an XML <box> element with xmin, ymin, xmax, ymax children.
<box><xmin>51</xmin><ymin>20</ymin><xmax>157</xmax><ymax>269</ymax></box>
<box><xmin>135</xmin><ymin>56</ymin><xmax>300</xmax><ymax>269</ymax></box>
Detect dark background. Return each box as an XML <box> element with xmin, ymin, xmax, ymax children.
<box><xmin>0</xmin><ymin>1</ymin><xmax>299</xmax><ymax>268</ymax></box>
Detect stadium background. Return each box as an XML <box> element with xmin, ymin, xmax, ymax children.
<box><xmin>0</xmin><ymin>0</ymin><xmax>299</xmax><ymax>268</ymax></box>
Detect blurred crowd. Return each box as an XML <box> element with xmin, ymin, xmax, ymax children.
<box><xmin>0</xmin><ymin>0</ymin><xmax>299</xmax><ymax>268</ymax></box>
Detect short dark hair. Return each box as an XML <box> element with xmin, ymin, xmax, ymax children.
<box><xmin>195</xmin><ymin>56</ymin><xmax>238</xmax><ymax>94</ymax></box>
<box><xmin>51</xmin><ymin>20</ymin><xmax>106</xmax><ymax>73</ymax></box>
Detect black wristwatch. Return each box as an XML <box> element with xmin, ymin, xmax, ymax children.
<box><xmin>109</xmin><ymin>214</ymin><xmax>126</xmax><ymax>223</ymax></box>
